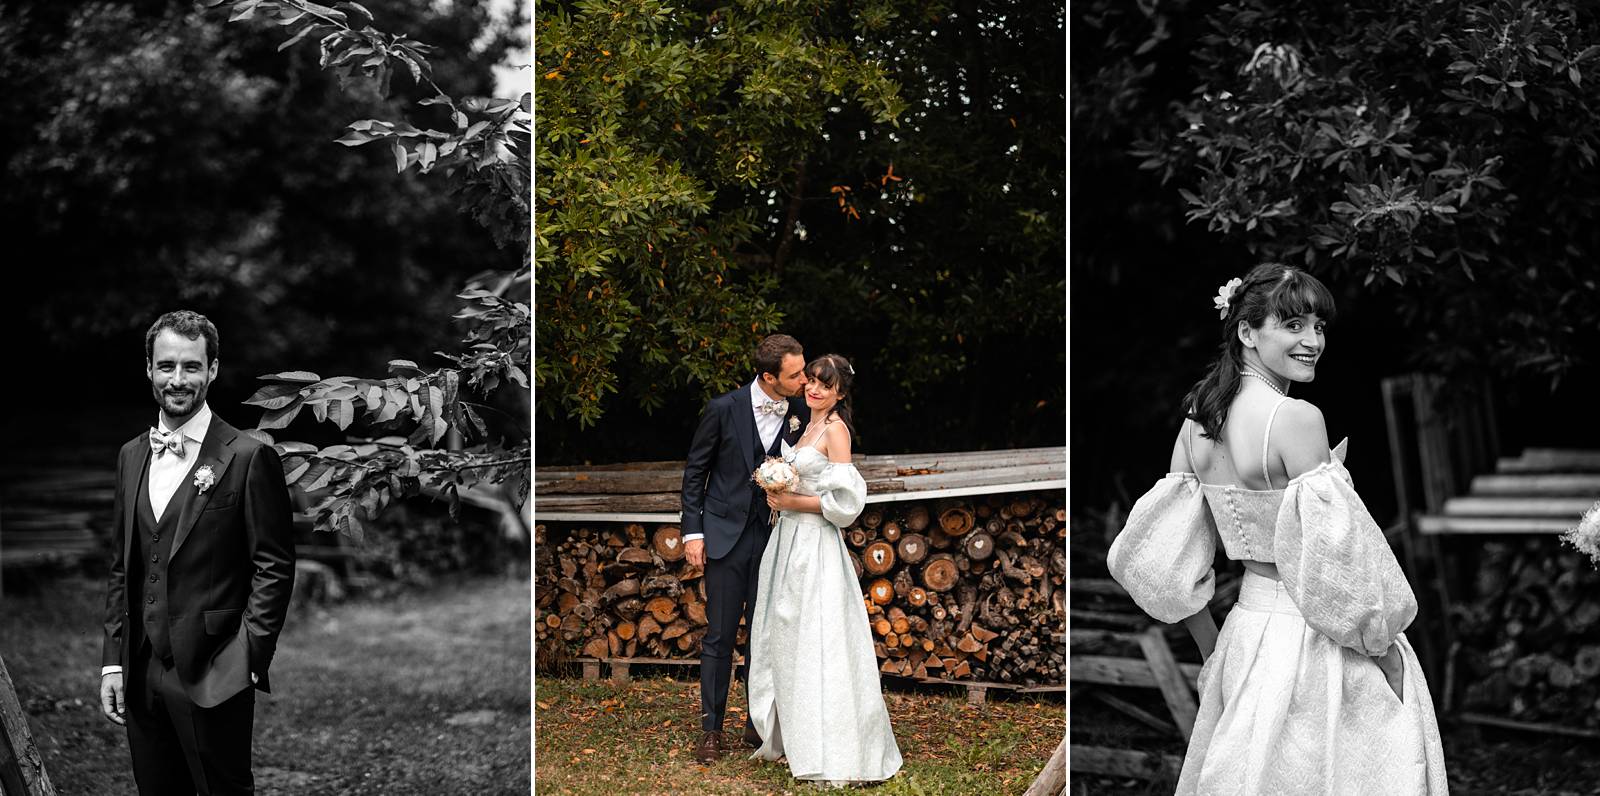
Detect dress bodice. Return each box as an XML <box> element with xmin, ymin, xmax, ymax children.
<box><xmin>779</xmin><ymin>440</ymin><xmax>868</xmax><ymax>528</ymax></box>
<box><xmin>780</xmin><ymin>440</ymin><xmax>830</xmax><ymax>493</ymax></box>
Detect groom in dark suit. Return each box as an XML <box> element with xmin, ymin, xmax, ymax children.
<box><xmin>681</xmin><ymin>333</ymin><xmax>810</xmax><ymax>762</ymax></box>
<box><xmin>99</xmin><ymin>310</ymin><xmax>296</xmax><ymax>795</ymax></box>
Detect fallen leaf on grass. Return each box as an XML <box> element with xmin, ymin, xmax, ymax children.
<box><xmin>536</xmin><ymin>701</ymin><xmax>551</xmax><ymax>710</ymax></box>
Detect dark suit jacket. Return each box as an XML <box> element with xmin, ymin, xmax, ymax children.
<box><xmin>102</xmin><ymin>415</ymin><xmax>296</xmax><ymax>708</ymax></box>
<box><xmin>681</xmin><ymin>384</ymin><xmax>809</xmax><ymax>560</ymax></box>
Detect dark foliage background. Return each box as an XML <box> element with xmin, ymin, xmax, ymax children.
<box><xmin>0</xmin><ymin>0</ymin><xmax>523</xmax><ymax>441</ymax></box>
<box><xmin>1073</xmin><ymin>0</ymin><xmax>1600</xmax><ymax>523</ymax></box>
<box><xmin>534</xmin><ymin>0</ymin><xmax>1066</xmax><ymax>465</ymax></box>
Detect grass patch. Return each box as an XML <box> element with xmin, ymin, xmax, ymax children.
<box><xmin>534</xmin><ymin>672</ymin><xmax>1063</xmax><ymax>795</ymax></box>
<box><xmin>1</xmin><ymin>573</ymin><xmax>530</xmax><ymax>795</ymax></box>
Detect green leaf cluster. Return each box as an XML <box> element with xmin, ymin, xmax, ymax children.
<box><xmin>535</xmin><ymin>0</ymin><xmax>908</xmax><ymax>427</ymax></box>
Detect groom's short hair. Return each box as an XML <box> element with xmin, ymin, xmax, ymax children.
<box><xmin>754</xmin><ymin>334</ymin><xmax>803</xmax><ymax>377</ymax></box>
<box><xmin>146</xmin><ymin>310</ymin><xmax>220</xmax><ymax>365</ymax></box>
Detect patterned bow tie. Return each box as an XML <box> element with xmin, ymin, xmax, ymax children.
<box><xmin>758</xmin><ymin>399</ymin><xmax>787</xmax><ymax>417</ymax></box>
<box><xmin>149</xmin><ymin>427</ymin><xmax>187</xmax><ymax>459</ymax></box>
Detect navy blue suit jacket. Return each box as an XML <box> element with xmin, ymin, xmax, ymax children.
<box><xmin>680</xmin><ymin>384</ymin><xmax>809</xmax><ymax>559</ymax></box>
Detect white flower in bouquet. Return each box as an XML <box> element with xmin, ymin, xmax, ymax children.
<box><xmin>753</xmin><ymin>456</ymin><xmax>798</xmax><ymax>494</ymax></box>
<box><xmin>1561</xmin><ymin>500</ymin><xmax>1600</xmax><ymax>566</ymax></box>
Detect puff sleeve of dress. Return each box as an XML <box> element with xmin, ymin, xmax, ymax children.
<box><xmin>1275</xmin><ymin>457</ymin><xmax>1417</xmax><ymax>657</ymax></box>
<box><xmin>812</xmin><ymin>462</ymin><xmax>867</xmax><ymax>528</ymax></box>
<box><xmin>1107</xmin><ymin>473</ymin><xmax>1217</xmax><ymax>624</ymax></box>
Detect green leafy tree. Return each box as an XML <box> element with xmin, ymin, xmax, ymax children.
<box><xmin>206</xmin><ymin>0</ymin><xmax>531</xmax><ymax>537</ymax></box>
<box><xmin>534</xmin><ymin>0</ymin><xmax>908</xmax><ymax>427</ymax></box>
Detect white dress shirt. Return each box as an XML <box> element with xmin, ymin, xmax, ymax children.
<box><xmin>751</xmin><ymin>379</ymin><xmax>784</xmax><ymax>451</ymax></box>
<box><xmin>684</xmin><ymin>381</ymin><xmax>786</xmax><ymax>544</ymax></box>
<box><xmin>149</xmin><ymin>402</ymin><xmax>213</xmax><ymax>521</ymax></box>
<box><xmin>103</xmin><ymin>403</ymin><xmax>213</xmax><ymax>679</ymax></box>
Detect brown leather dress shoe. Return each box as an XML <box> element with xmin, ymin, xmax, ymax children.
<box><xmin>695</xmin><ymin>730</ymin><xmax>725</xmax><ymax>763</ymax></box>
<box><xmin>740</xmin><ymin>720</ymin><xmax>762</xmax><ymax>749</ymax></box>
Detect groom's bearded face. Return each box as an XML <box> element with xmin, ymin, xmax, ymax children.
<box><xmin>769</xmin><ymin>353</ymin><xmax>808</xmax><ymax>398</ymax></box>
<box><xmin>147</xmin><ymin>329</ymin><xmax>217</xmax><ymax>421</ymax></box>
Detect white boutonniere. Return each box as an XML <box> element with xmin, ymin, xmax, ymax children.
<box><xmin>194</xmin><ymin>465</ymin><xmax>216</xmax><ymax>494</ymax></box>
<box><xmin>788</xmin><ymin>416</ymin><xmax>801</xmax><ymax>433</ymax></box>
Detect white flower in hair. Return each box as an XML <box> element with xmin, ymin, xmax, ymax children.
<box><xmin>1213</xmin><ymin>277</ymin><xmax>1244</xmax><ymax>319</ymax></box>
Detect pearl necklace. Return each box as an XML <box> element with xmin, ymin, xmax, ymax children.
<box><xmin>1239</xmin><ymin>369</ymin><xmax>1287</xmax><ymax>396</ymax></box>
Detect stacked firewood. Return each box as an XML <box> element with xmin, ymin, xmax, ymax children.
<box><xmin>1454</xmin><ymin>537</ymin><xmax>1600</xmax><ymax>726</ymax></box>
<box><xmin>534</xmin><ymin>492</ymin><xmax>1066</xmax><ymax>685</ymax></box>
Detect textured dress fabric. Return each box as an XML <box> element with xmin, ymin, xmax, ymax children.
<box><xmin>747</xmin><ymin>443</ymin><xmax>904</xmax><ymax>783</ymax></box>
<box><xmin>1109</xmin><ymin>443</ymin><xmax>1448</xmax><ymax>795</ymax></box>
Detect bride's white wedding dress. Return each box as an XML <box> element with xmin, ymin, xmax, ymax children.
<box><xmin>1109</xmin><ymin>431</ymin><xmax>1448</xmax><ymax>795</ymax></box>
<box><xmin>747</xmin><ymin>439</ymin><xmax>903</xmax><ymax>783</ymax></box>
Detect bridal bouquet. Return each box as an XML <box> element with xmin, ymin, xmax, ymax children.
<box><xmin>1561</xmin><ymin>500</ymin><xmax>1600</xmax><ymax>567</ymax></box>
<box><xmin>753</xmin><ymin>456</ymin><xmax>798</xmax><ymax>523</ymax></box>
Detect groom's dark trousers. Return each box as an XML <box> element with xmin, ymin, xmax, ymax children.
<box><xmin>103</xmin><ymin>417</ymin><xmax>295</xmax><ymax>796</ymax></box>
<box><xmin>682</xmin><ymin>386</ymin><xmax>807</xmax><ymax>734</ymax></box>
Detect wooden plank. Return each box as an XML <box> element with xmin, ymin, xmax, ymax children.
<box><xmin>1440</xmin><ymin>496</ymin><xmax>1594</xmax><ymax>517</ymax></box>
<box><xmin>1016</xmin><ymin>685</ymin><xmax>1066</xmax><ymax>695</ymax></box>
<box><xmin>1458</xmin><ymin>712</ymin><xmax>1600</xmax><ymax>739</ymax></box>
<box><xmin>1090</xmin><ymin>690</ymin><xmax>1178</xmax><ymax>735</ymax></box>
<box><xmin>1070</xmin><ymin>629</ymin><xmax>1142</xmax><ymax>647</ymax></box>
<box><xmin>1497</xmin><ymin>449</ymin><xmax>1600</xmax><ymax>473</ymax></box>
<box><xmin>893</xmin><ymin>463</ymin><xmax>1066</xmax><ymax>492</ymax></box>
<box><xmin>535</xmin><ymin>482</ymin><xmax>1065</xmax><ymax>519</ymax></box>
<box><xmin>1022</xmin><ymin>737</ymin><xmax>1067</xmax><ymax>796</ymax></box>
<box><xmin>1070</xmin><ymin>609</ymin><xmax>1148</xmax><ymax>629</ymax></box>
<box><xmin>1069</xmin><ymin>744</ymin><xmax>1183</xmax><ymax>781</ymax></box>
<box><xmin>1138</xmin><ymin>626</ymin><xmax>1199</xmax><ymax>741</ymax></box>
<box><xmin>0</xmin><ymin>652</ymin><xmax>56</xmax><ymax>795</ymax></box>
<box><xmin>1069</xmin><ymin>578</ymin><xmax>1129</xmax><ymax>596</ymax></box>
<box><xmin>1469</xmin><ymin>474</ymin><xmax>1600</xmax><ymax>496</ymax></box>
<box><xmin>1418</xmin><ymin>516</ymin><xmax>1576</xmax><ymax>535</ymax></box>
<box><xmin>1071</xmin><ymin>655</ymin><xmax>1202</xmax><ymax>690</ymax></box>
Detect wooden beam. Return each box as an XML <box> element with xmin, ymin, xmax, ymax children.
<box><xmin>1069</xmin><ymin>744</ymin><xmax>1183</xmax><ymax>781</ymax></box>
<box><xmin>1022</xmin><ymin>737</ymin><xmax>1066</xmax><ymax>796</ymax></box>
<box><xmin>1138</xmin><ymin>626</ymin><xmax>1199</xmax><ymax>741</ymax></box>
<box><xmin>1090</xmin><ymin>690</ymin><xmax>1179</xmax><ymax>735</ymax></box>
<box><xmin>1417</xmin><ymin>516</ymin><xmax>1576</xmax><ymax>535</ymax></box>
<box><xmin>1469</xmin><ymin>474</ymin><xmax>1600</xmax><ymax>496</ymax></box>
<box><xmin>0</xmin><ymin>652</ymin><xmax>56</xmax><ymax>795</ymax></box>
<box><xmin>1071</xmin><ymin>655</ymin><xmax>1202</xmax><ymax>690</ymax></box>
<box><xmin>1440</xmin><ymin>496</ymin><xmax>1594</xmax><ymax>517</ymax></box>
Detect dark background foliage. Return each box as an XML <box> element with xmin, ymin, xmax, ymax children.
<box><xmin>1073</xmin><ymin>0</ymin><xmax>1600</xmax><ymax>521</ymax></box>
<box><xmin>0</xmin><ymin>0</ymin><xmax>523</xmax><ymax>441</ymax></box>
<box><xmin>534</xmin><ymin>0</ymin><xmax>1066</xmax><ymax>465</ymax></box>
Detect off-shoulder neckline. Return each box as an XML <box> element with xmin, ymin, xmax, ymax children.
<box><xmin>1165</xmin><ymin>454</ymin><xmax>1345</xmax><ymax>493</ymax></box>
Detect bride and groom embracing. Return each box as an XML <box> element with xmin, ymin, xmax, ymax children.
<box><xmin>680</xmin><ymin>333</ymin><xmax>904</xmax><ymax>785</ymax></box>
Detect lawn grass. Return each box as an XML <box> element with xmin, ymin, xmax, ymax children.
<box><xmin>1</xmin><ymin>572</ymin><xmax>530</xmax><ymax>795</ymax></box>
<box><xmin>534</xmin><ymin>671</ymin><xmax>1064</xmax><ymax>795</ymax></box>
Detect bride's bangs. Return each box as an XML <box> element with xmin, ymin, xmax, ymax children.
<box><xmin>806</xmin><ymin>359</ymin><xmax>840</xmax><ymax>389</ymax></box>
<box><xmin>1265</xmin><ymin>271</ymin><xmax>1337</xmax><ymax>323</ymax></box>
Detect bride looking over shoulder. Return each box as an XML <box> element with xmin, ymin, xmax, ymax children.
<box><xmin>1108</xmin><ymin>263</ymin><xmax>1449</xmax><ymax>795</ymax></box>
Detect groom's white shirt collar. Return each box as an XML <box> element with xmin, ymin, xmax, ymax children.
<box><xmin>158</xmin><ymin>401</ymin><xmax>214</xmax><ymax>443</ymax></box>
<box><xmin>750</xmin><ymin>378</ymin><xmax>781</xmax><ymax>409</ymax></box>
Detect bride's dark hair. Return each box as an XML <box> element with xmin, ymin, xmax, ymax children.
<box><xmin>806</xmin><ymin>354</ymin><xmax>856</xmax><ymax>440</ymax></box>
<box><xmin>1183</xmin><ymin>263</ymin><xmax>1337</xmax><ymax>440</ymax></box>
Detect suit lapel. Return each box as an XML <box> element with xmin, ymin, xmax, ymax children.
<box><xmin>735</xmin><ymin>387</ymin><xmax>758</xmax><ymax>470</ymax></box>
<box><xmin>170</xmin><ymin>418</ymin><xmax>239</xmax><ymax>557</ymax></box>
<box><xmin>123</xmin><ymin>442</ymin><xmax>151</xmax><ymax>567</ymax></box>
